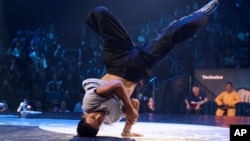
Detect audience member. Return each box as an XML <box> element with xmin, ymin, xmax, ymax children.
<box><xmin>220</xmin><ymin>48</ymin><xmax>235</xmax><ymax>68</ymax></box>
<box><xmin>12</xmin><ymin>40</ymin><xmax>24</xmax><ymax>59</ymax></box>
<box><xmin>73</xmin><ymin>93</ymin><xmax>84</xmax><ymax>113</ymax></box>
<box><xmin>45</xmin><ymin>82</ymin><xmax>62</xmax><ymax>105</ymax></box>
<box><xmin>73</xmin><ymin>102</ymin><xmax>83</xmax><ymax>113</ymax></box>
<box><xmin>0</xmin><ymin>100</ymin><xmax>8</xmax><ymax>112</ymax></box>
<box><xmin>48</xmin><ymin>99</ymin><xmax>60</xmax><ymax>112</ymax></box>
<box><xmin>34</xmin><ymin>100</ymin><xmax>43</xmax><ymax>112</ymax></box>
<box><xmin>59</xmin><ymin>100</ymin><xmax>70</xmax><ymax>112</ymax></box>
<box><xmin>147</xmin><ymin>97</ymin><xmax>155</xmax><ymax>113</ymax></box>
<box><xmin>215</xmin><ymin>81</ymin><xmax>240</xmax><ymax>116</ymax></box>
<box><xmin>184</xmin><ymin>84</ymin><xmax>208</xmax><ymax>115</ymax></box>
<box><xmin>137</xmin><ymin>29</ymin><xmax>147</xmax><ymax>47</ymax></box>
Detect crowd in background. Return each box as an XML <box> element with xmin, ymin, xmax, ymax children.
<box><xmin>0</xmin><ymin>0</ymin><xmax>249</xmax><ymax>113</ymax></box>
<box><xmin>0</xmin><ymin>23</ymin><xmax>105</xmax><ymax>112</ymax></box>
<box><xmin>132</xmin><ymin>0</ymin><xmax>250</xmax><ymax>76</ymax></box>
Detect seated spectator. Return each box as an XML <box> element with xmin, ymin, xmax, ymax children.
<box><xmin>34</xmin><ymin>100</ymin><xmax>43</xmax><ymax>112</ymax></box>
<box><xmin>17</xmin><ymin>98</ymin><xmax>32</xmax><ymax>112</ymax></box>
<box><xmin>220</xmin><ymin>49</ymin><xmax>235</xmax><ymax>68</ymax></box>
<box><xmin>73</xmin><ymin>93</ymin><xmax>84</xmax><ymax>113</ymax></box>
<box><xmin>29</xmin><ymin>47</ymin><xmax>48</xmax><ymax>72</ymax></box>
<box><xmin>48</xmin><ymin>99</ymin><xmax>60</xmax><ymax>112</ymax></box>
<box><xmin>45</xmin><ymin>82</ymin><xmax>61</xmax><ymax>105</ymax></box>
<box><xmin>73</xmin><ymin>101</ymin><xmax>83</xmax><ymax>113</ymax></box>
<box><xmin>237</xmin><ymin>88</ymin><xmax>250</xmax><ymax>102</ymax></box>
<box><xmin>184</xmin><ymin>84</ymin><xmax>208</xmax><ymax>115</ymax></box>
<box><xmin>215</xmin><ymin>81</ymin><xmax>240</xmax><ymax>116</ymax></box>
<box><xmin>137</xmin><ymin>29</ymin><xmax>147</xmax><ymax>47</ymax></box>
<box><xmin>0</xmin><ymin>100</ymin><xmax>8</xmax><ymax>112</ymax></box>
<box><xmin>147</xmin><ymin>97</ymin><xmax>155</xmax><ymax>113</ymax></box>
<box><xmin>59</xmin><ymin>100</ymin><xmax>70</xmax><ymax>112</ymax></box>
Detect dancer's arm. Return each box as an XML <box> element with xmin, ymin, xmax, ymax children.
<box><xmin>121</xmin><ymin>98</ymin><xmax>143</xmax><ymax>137</ymax></box>
<box><xmin>95</xmin><ymin>80</ymin><xmax>138</xmax><ymax>124</ymax></box>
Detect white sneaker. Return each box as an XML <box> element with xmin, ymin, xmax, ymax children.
<box><xmin>198</xmin><ymin>0</ymin><xmax>220</xmax><ymax>15</ymax></box>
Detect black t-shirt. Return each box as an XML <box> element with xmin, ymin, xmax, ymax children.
<box><xmin>186</xmin><ymin>92</ymin><xmax>207</xmax><ymax>107</ymax></box>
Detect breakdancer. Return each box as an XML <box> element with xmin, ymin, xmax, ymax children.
<box><xmin>77</xmin><ymin>0</ymin><xmax>220</xmax><ymax>137</ymax></box>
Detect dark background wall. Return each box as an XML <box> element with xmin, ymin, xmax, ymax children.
<box><xmin>2</xmin><ymin>0</ymin><xmax>179</xmax><ymax>37</ymax></box>
<box><xmin>4</xmin><ymin>0</ymin><xmax>248</xmax><ymax>41</ymax></box>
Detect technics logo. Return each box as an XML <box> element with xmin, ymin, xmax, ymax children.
<box><xmin>202</xmin><ymin>75</ymin><xmax>223</xmax><ymax>80</ymax></box>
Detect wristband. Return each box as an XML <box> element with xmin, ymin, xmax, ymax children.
<box><xmin>122</xmin><ymin>130</ymin><xmax>131</xmax><ymax>134</ymax></box>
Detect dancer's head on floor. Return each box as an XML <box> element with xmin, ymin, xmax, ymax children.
<box><xmin>77</xmin><ymin>112</ymin><xmax>105</xmax><ymax>137</ymax></box>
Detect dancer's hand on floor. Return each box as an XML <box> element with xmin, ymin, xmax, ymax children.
<box><xmin>121</xmin><ymin>132</ymin><xmax>143</xmax><ymax>137</ymax></box>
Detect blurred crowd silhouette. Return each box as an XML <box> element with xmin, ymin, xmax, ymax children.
<box><xmin>0</xmin><ymin>0</ymin><xmax>249</xmax><ymax>112</ymax></box>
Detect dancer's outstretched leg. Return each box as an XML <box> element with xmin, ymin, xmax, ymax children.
<box><xmin>144</xmin><ymin>0</ymin><xmax>220</xmax><ymax>65</ymax></box>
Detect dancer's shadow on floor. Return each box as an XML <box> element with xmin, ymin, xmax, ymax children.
<box><xmin>69</xmin><ymin>135</ymin><xmax>136</xmax><ymax>141</ymax></box>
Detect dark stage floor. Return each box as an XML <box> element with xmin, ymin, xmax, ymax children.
<box><xmin>0</xmin><ymin>112</ymin><xmax>249</xmax><ymax>141</ymax></box>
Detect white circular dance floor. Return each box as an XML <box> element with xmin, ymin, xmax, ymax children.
<box><xmin>0</xmin><ymin>115</ymin><xmax>229</xmax><ymax>141</ymax></box>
